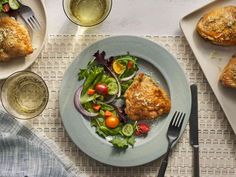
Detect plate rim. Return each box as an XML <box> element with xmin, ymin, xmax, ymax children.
<box><xmin>59</xmin><ymin>35</ymin><xmax>191</xmax><ymax>167</ymax></box>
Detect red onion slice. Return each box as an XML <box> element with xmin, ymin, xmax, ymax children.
<box><xmin>120</xmin><ymin>71</ymin><xmax>137</xmax><ymax>82</ymax></box>
<box><xmin>74</xmin><ymin>87</ymin><xmax>98</xmax><ymax>117</ymax></box>
<box><xmin>104</xmin><ymin>95</ymin><xmax>116</xmax><ymax>103</ymax></box>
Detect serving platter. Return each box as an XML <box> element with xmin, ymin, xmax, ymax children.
<box><xmin>59</xmin><ymin>36</ymin><xmax>191</xmax><ymax>167</ymax></box>
<box><xmin>0</xmin><ymin>0</ymin><xmax>47</xmax><ymax>80</ymax></box>
<box><xmin>180</xmin><ymin>0</ymin><xmax>236</xmax><ymax>134</ymax></box>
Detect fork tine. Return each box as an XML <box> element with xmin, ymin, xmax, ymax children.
<box><xmin>175</xmin><ymin>112</ymin><xmax>183</xmax><ymax>126</ymax></box>
<box><xmin>179</xmin><ymin>113</ymin><xmax>186</xmax><ymax>127</ymax></box>
<box><xmin>177</xmin><ymin>113</ymin><xmax>185</xmax><ymax>128</ymax></box>
<box><xmin>173</xmin><ymin>111</ymin><xmax>180</xmax><ymax>126</ymax></box>
<box><xmin>29</xmin><ymin>18</ymin><xmax>37</xmax><ymax>30</ymax></box>
<box><xmin>170</xmin><ymin>111</ymin><xmax>177</xmax><ymax>126</ymax></box>
<box><xmin>25</xmin><ymin>18</ymin><xmax>35</xmax><ymax>31</ymax></box>
<box><xmin>29</xmin><ymin>16</ymin><xmax>40</xmax><ymax>30</ymax></box>
<box><xmin>32</xmin><ymin>15</ymin><xmax>41</xmax><ymax>28</ymax></box>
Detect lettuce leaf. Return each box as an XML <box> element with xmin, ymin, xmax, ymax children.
<box><xmin>127</xmin><ymin>135</ymin><xmax>135</xmax><ymax>147</ymax></box>
<box><xmin>79</xmin><ymin>66</ymin><xmax>104</xmax><ymax>95</ymax></box>
<box><xmin>110</xmin><ymin>136</ymin><xmax>128</xmax><ymax>149</ymax></box>
<box><xmin>110</xmin><ymin>135</ymin><xmax>135</xmax><ymax>149</ymax></box>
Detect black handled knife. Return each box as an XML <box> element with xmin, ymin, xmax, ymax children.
<box><xmin>190</xmin><ymin>84</ymin><xmax>200</xmax><ymax>177</ymax></box>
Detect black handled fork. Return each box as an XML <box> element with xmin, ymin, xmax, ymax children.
<box><xmin>157</xmin><ymin>111</ymin><xmax>186</xmax><ymax>177</ymax></box>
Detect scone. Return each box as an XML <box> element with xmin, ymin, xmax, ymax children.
<box><xmin>197</xmin><ymin>6</ymin><xmax>236</xmax><ymax>46</ymax></box>
<box><xmin>0</xmin><ymin>16</ymin><xmax>33</xmax><ymax>62</ymax></box>
<box><xmin>219</xmin><ymin>54</ymin><xmax>236</xmax><ymax>89</ymax></box>
<box><xmin>124</xmin><ymin>73</ymin><xmax>171</xmax><ymax>120</ymax></box>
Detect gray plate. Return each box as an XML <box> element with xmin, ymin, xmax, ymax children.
<box><xmin>59</xmin><ymin>36</ymin><xmax>191</xmax><ymax>167</ymax></box>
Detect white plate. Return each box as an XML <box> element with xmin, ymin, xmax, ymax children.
<box><xmin>0</xmin><ymin>0</ymin><xmax>47</xmax><ymax>80</ymax></box>
<box><xmin>180</xmin><ymin>0</ymin><xmax>236</xmax><ymax>133</ymax></box>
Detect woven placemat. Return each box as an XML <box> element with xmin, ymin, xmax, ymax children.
<box><xmin>27</xmin><ymin>35</ymin><xmax>236</xmax><ymax>177</ymax></box>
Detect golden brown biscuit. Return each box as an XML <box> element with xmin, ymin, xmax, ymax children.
<box><xmin>0</xmin><ymin>16</ymin><xmax>33</xmax><ymax>62</ymax></box>
<box><xmin>219</xmin><ymin>54</ymin><xmax>236</xmax><ymax>89</ymax></box>
<box><xmin>124</xmin><ymin>73</ymin><xmax>171</xmax><ymax>120</ymax></box>
<box><xmin>197</xmin><ymin>6</ymin><xmax>236</xmax><ymax>46</ymax></box>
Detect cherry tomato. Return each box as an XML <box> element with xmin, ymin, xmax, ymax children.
<box><xmin>93</xmin><ymin>104</ymin><xmax>101</xmax><ymax>111</ymax></box>
<box><xmin>95</xmin><ymin>83</ymin><xmax>108</xmax><ymax>95</ymax></box>
<box><xmin>104</xmin><ymin>110</ymin><xmax>113</xmax><ymax>117</ymax></box>
<box><xmin>3</xmin><ymin>4</ymin><xmax>10</xmax><ymax>12</ymax></box>
<box><xmin>105</xmin><ymin>116</ymin><xmax>120</xmax><ymax>128</ymax></box>
<box><xmin>127</xmin><ymin>61</ymin><xmax>134</xmax><ymax>69</ymax></box>
<box><xmin>135</xmin><ymin>122</ymin><xmax>150</xmax><ymax>136</ymax></box>
<box><xmin>87</xmin><ymin>89</ymin><xmax>95</xmax><ymax>95</ymax></box>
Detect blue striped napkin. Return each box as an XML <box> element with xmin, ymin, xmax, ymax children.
<box><xmin>0</xmin><ymin>109</ymin><xmax>79</xmax><ymax>177</ymax></box>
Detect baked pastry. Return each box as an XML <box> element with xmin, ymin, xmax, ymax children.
<box><xmin>219</xmin><ymin>54</ymin><xmax>236</xmax><ymax>89</ymax></box>
<box><xmin>0</xmin><ymin>16</ymin><xmax>33</xmax><ymax>62</ymax></box>
<box><xmin>124</xmin><ymin>73</ymin><xmax>171</xmax><ymax>120</ymax></box>
<box><xmin>196</xmin><ymin>6</ymin><xmax>236</xmax><ymax>46</ymax></box>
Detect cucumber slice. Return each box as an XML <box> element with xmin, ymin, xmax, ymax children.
<box><xmin>9</xmin><ymin>0</ymin><xmax>20</xmax><ymax>10</ymax></box>
<box><xmin>108</xmin><ymin>82</ymin><xmax>118</xmax><ymax>95</ymax></box>
<box><xmin>122</xmin><ymin>124</ymin><xmax>134</xmax><ymax>137</ymax></box>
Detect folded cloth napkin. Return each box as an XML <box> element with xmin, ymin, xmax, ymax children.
<box><xmin>0</xmin><ymin>109</ymin><xmax>78</xmax><ymax>177</ymax></box>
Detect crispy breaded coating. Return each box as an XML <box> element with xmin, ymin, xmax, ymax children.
<box><xmin>124</xmin><ymin>73</ymin><xmax>171</xmax><ymax>120</ymax></box>
<box><xmin>0</xmin><ymin>16</ymin><xmax>33</xmax><ymax>62</ymax></box>
<box><xmin>219</xmin><ymin>54</ymin><xmax>236</xmax><ymax>89</ymax></box>
<box><xmin>197</xmin><ymin>6</ymin><xmax>236</xmax><ymax>46</ymax></box>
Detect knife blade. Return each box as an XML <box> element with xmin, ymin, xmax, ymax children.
<box><xmin>190</xmin><ymin>84</ymin><xmax>200</xmax><ymax>177</ymax></box>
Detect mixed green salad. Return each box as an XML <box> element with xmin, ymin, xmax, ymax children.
<box><xmin>74</xmin><ymin>51</ymin><xmax>150</xmax><ymax>149</ymax></box>
<box><xmin>0</xmin><ymin>0</ymin><xmax>20</xmax><ymax>13</ymax></box>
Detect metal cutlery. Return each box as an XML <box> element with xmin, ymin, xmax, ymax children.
<box><xmin>157</xmin><ymin>111</ymin><xmax>186</xmax><ymax>177</ymax></box>
<box><xmin>190</xmin><ymin>84</ymin><xmax>200</xmax><ymax>177</ymax></box>
<box><xmin>17</xmin><ymin>0</ymin><xmax>41</xmax><ymax>31</ymax></box>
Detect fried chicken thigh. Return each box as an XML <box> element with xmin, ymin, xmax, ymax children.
<box><xmin>219</xmin><ymin>54</ymin><xmax>236</xmax><ymax>89</ymax></box>
<box><xmin>124</xmin><ymin>73</ymin><xmax>171</xmax><ymax>120</ymax></box>
<box><xmin>0</xmin><ymin>16</ymin><xmax>33</xmax><ymax>62</ymax></box>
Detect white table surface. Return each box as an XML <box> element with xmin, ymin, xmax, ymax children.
<box><xmin>45</xmin><ymin>0</ymin><xmax>213</xmax><ymax>36</ymax></box>
<box><xmin>3</xmin><ymin>1</ymin><xmax>234</xmax><ymax>176</ymax></box>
